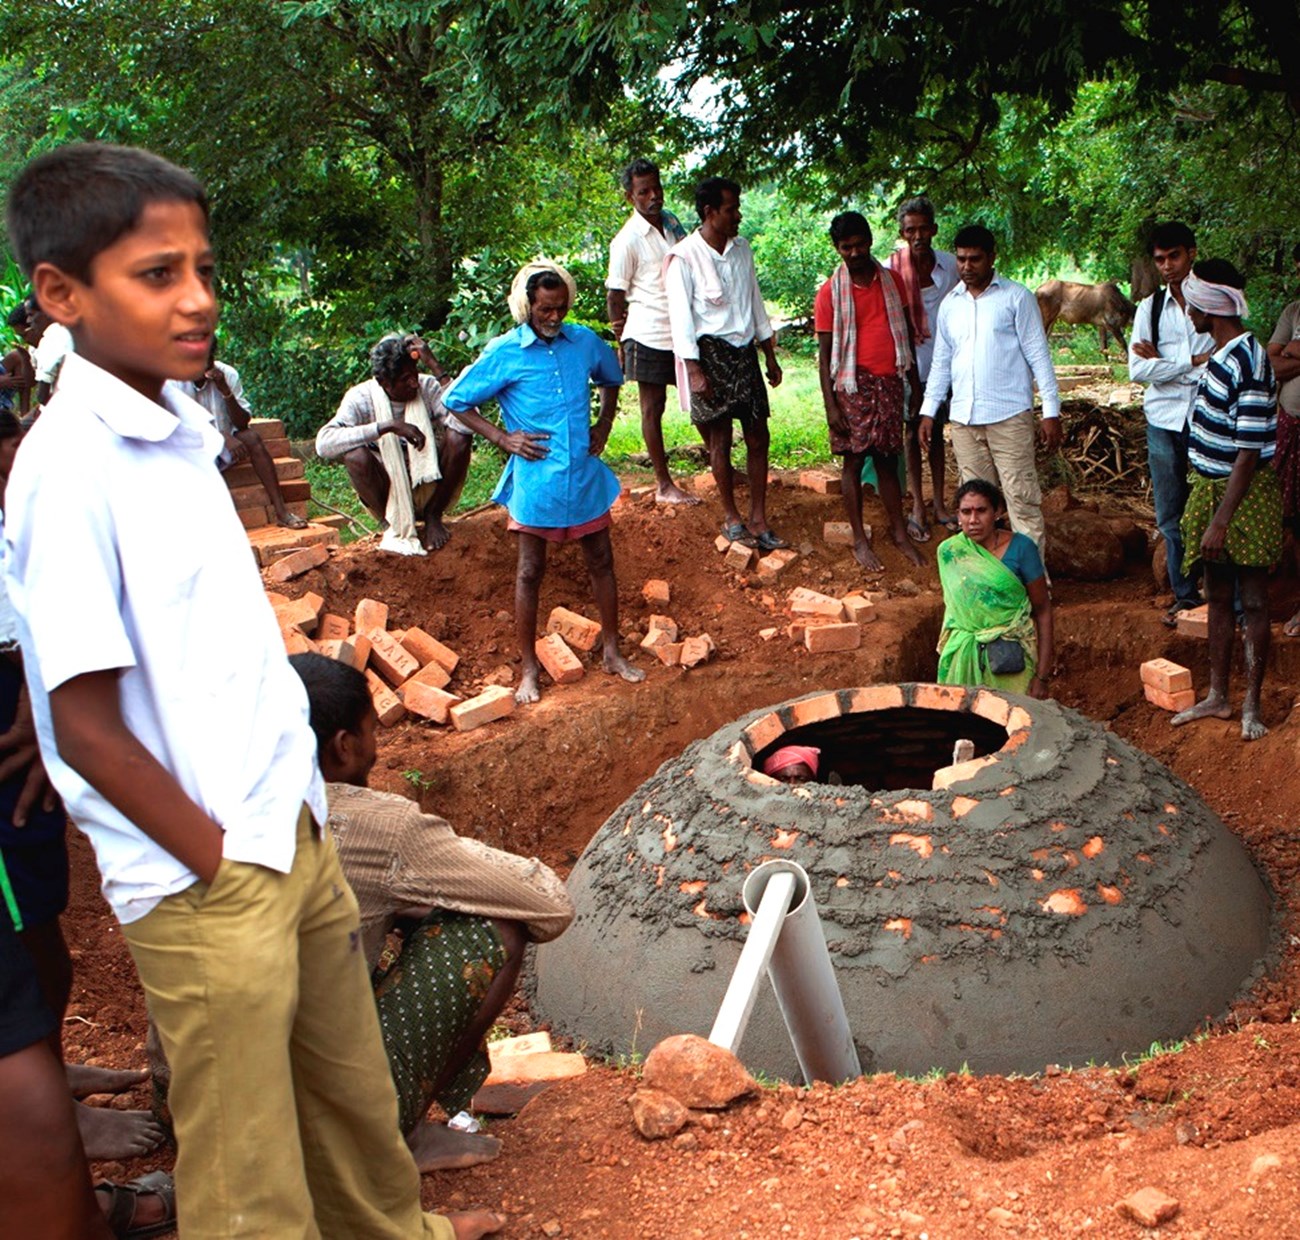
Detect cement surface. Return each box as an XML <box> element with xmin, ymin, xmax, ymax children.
<box><xmin>533</xmin><ymin>685</ymin><xmax>1274</xmax><ymax>1079</ymax></box>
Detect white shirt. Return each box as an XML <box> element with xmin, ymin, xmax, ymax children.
<box><xmin>911</xmin><ymin>249</ymin><xmax>960</xmax><ymax>384</ymax></box>
<box><xmin>4</xmin><ymin>353</ymin><xmax>327</xmax><ymax>924</ymax></box>
<box><xmin>606</xmin><ymin>211</ymin><xmax>684</xmax><ymax>352</ymax></box>
<box><xmin>664</xmin><ymin>233</ymin><xmax>773</xmax><ymax>361</ymax></box>
<box><xmin>0</xmin><ymin>515</ymin><xmax>17</xmax><ymax>648</ymax></box>
<box><xmin>33</xmin><ymin>322</ymin><xmax>74</xmax><ymax>385</ymax></box>
<box><xmin>920</xmin><ymin>272</ymin><xmax>1061</xmax><ymax>425</ymax></box>
<box><xmin>1127</xmin><ymin>289</ymin><xmax>1214</xmax><ymax>432</ymax></box>
<box><xmin>174</xmin><ymin>359</ymin><xmax>249</xmax><ymax>439</ymax></box>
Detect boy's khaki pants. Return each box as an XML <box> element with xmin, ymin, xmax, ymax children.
<box><xmin>949</xmin><ymin>408</ymin><xmax>1047</xmax><ymax>550</ymax></box>
<box><xmin>122</xmin><ymin>810</ymin><xmax>452</xmax><ymax>1240</ymax></box>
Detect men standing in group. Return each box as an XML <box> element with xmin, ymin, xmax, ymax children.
<box><xmin>815</xmin><ymin>211</ymin><xmax>923</xmax><ymax>572</ymax></box>
<box><xmin>889</xmin><ymin>196</ymin><xmax>960</xmax><ymax>535</ymax></box>
<box><xmin>664</xmin><ymin>176</ymin><xmax>787</xmax><ymax>550</ymax></box>
<box><xmin>919</xmin><ymin>225</ymin><xmax>1061</xmax><ymax>551</ymax></box>
<box><xmin>606</xmin><ymin>159</ymin><xmax>693</xmax><ymax>505</ymax></box>
<box><xmin>1128</xmin><ymin>222</ymin><xmax>1215</xmax><ymax>625</ymax></box>
<box><xmin>443</xmin><ymin>262</ymin><xmax>644</xmax><ymax>705</ymax></box>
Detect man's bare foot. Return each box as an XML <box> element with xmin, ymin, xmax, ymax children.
<box><xmin>67</xmin><ymin>1062</ymin><xmax>148</xmax><ymax>1098</ymax></box>
<box><xmin>407</xmin><ymin>1121</ymin><xmax>502</xmax><ymax>1172</ymax></box>
<box><xmin>275</xmin><ymin>509</ymin><xmax>309</xmax><ymax>529</ymax></box>
<box><xmin>892</xmin><ymin>531</ymin><xmax>925</xmax><ymax>568</ymax></box>
<box><xmin>448</xmin><ymin>1210</ymin><xmax>507</xmax><ymax>1240</ymax></box>
<box><xmin>515</xmin><ymin>666</ymin><xmax>542</xmax><ymax>705</ymax></box>
<box><xmin>76</xmin><ymin>1100</ymin><xmax>164</xmax><ymax>1159</ymax></box>
<box><xmin>604</xmin><ymin>651</ymin><xmax>646</xmax><ymax>683</ymax></box>
<box><xmin>422</xmin><ymin>518</ymin><xmax>452</xmax><ymax>551</ymax></box>
<box><xmin>1242</xmin><ymin>710</ymin><xmax>1269</xmax><ymax>741</ymax></box>
<box><xmin>655</xmin><ymin>483</ymin><xmax>701</xmax><ymax>506</ymax></box>
<box><xmin>853</xmin><ymin>537</ymin><xmax>884</xmax><ymax>572</ymax></box>
<box><xmin>1171</xmin><ymin>693</ymin><xmax>1233</xmax><ymax>727</ymax></box>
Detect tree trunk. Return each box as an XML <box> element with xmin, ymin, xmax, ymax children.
<box><xmin>414</xmin><ymin>161</ymin><xmax>454</xmax><ymax>330</ymax></box>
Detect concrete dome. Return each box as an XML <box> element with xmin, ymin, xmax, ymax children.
<box><xmin>533</xmin><ymin>684</ymin><xmax>1274</xmax><ymax>1079</ymax></box>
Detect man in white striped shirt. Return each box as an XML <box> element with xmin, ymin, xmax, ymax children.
<box><xmin>919</xmin><ymin>225</ymin><xmax>1060</xmax><ymax>551</ymax></box>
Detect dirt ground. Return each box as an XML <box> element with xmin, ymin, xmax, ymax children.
<box><xmin>67</xmin><ymin>466</ymin><xmax>1300</xmax><ymax>1238</ymax></box>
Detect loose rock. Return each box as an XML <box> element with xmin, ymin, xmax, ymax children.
<box><xmin>628</xmin><ymin>1087</ymin><xmax>689</xmax><ymax>1140</ymax></box>
<box><xmin>1117</xmin><ymin>1187</ymin><xmax>1180</xmax><ymax>1227</ymax></box>
<box><xmin>641</xmin><ymin>1034</ymin><xmax>755</xmax><ymax>1109</ymax></box>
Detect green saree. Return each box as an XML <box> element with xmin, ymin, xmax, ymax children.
<box><xmin>936</xmin><ymin>533</ymin><xmax>1037</xmax><ymax>694</ymax></box>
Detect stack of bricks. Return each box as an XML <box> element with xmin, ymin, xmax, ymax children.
<box><xmin>235</xmin><ymin>418</ymin><xmax>342</xmax><ymax>570</ymax></box>
<box><xmin>1140</xmin><ymin>658</ymin><xmax>1195</xmax><ymax>712</ymax></box>
<box><xmin>785</xmin><ymin>585</ymin><xmax>877</xmax><ymax>652</ymax></box>
<box><xmin>712</xmin><ymin>536</ymin><xmax>800</xmax><ymax>582</ymax></box>
<box><xmin>271</xmin><ymin>589</ymin><xmax>514</xmax><ymax>733</ymax></box>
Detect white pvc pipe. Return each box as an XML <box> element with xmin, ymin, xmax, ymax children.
<box><xmin>708</xmin><ymin>870</ymin><xmax>797</xmax><ymax>1054</ymax></box>
<box><xmin>742</xmin><ymin>860</ymin><xmax>862</xmax><ymax>1086</ymax></box>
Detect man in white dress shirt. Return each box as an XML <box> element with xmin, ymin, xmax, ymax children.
<box><xmin>664</xmin><ymin>176</ymin><xmax>786</xmax><ymax>550</ymax></box>
<box><xmin>890</xmin><ymin>197</ymin><xmax>960</xmax><ymax>535</ymax></box>
<box><xmin>606</xmin><ymin>158</ymin><xmax>693</xmax><ymax>505</ymax></box>
<box><xmin>919</xmin><ymin>224</ymin><xmax>1061</xmax><ymax>551</ymax></box>
<box><xmin>1128</xmin><ymin>221</ymin><xmax>1214</xmax><ymax>624</ymax></box>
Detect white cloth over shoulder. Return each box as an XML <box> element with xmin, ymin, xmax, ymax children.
<box><xmin>371</xmin><ymin>378</ymin><xmax>440</xmax><ymax>556</ymax></box>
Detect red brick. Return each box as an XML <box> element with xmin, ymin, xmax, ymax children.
<box><xmin>222</xmin><ymin>456</ymin><xmax>306</xmax><ymax>489</ymax></box>
<box><xmin>365</xmin><ymin>669</ymin><xmax>406</xmax><ymax>726</ymax></box>
<box><xmin>535</xmin><ymin>633</ymin><xmax>584</xmax><ymax>684</ymax></box>
<box><xmin>228</xmin><ymin>483</ymin><xmax>273</xmax><ymax>511</ymax></box>
<box><xmin>366</xmin><ymin>628</ymin><xmax>420</xmax><ymax>687</ymax></box>
<box><xmin>912</xmin><ymin>683</ymin><xmax>969</xmax><ymax>712</ymax></box>
<box><xmin>788</xmin><ymin>692</ymin><xmax>842</xmax><ymax>727</ymax></box>
<box><xmin>285</xmin><ymin>500</ymin><xmax>309</xmax><ymax>521</ymax></box>
<box><xmin>282</xmin><ymin>628</ymin><xmax>317</xmax><ymax>655</ymax></box>
<box><xmin>265</xmin><ymin>542</ymin><xmax>328</xmax><ymax>583</ymax></box>
<box><xmin>355</xmin><ymin>598</ymin><xmax>389</xmax><ymax>634</ymax></box>
<box><xmin>399</xmin><ymin>680</ymin><xmax>461</xmax><ymax>723</ymax></box>
<box><xmin>804</xmin><ymin>621</ymin><xmax>861</xmax><ymax>652</ymax></box>
<box><xmin>272</xmin><ymin>597</ymin><xmax>319</xmax><ymax>635</ymax></box>
<box><xmin>1117</xmin><ymin>1187</ymin><xmax>1180</xmax><ymax>1227</ymax></box>
<box><xmin>316</xmin><ymin>638</ymin><xmax>344</xmax><ymax>661</ymax></box>
<box><xmin>400</xmin><ymin>627</ymin><xmax>459</xmax><ymax>674</ymax></box>
<box><xmin>237</xmin><ymin>505</ymin><xmax>269</xmax><ymax>529</ymax></box>
<box><xmin>655</xmin><ymin>641</ymin><xmax>685</xmax><ymax>666</ymax></box>
<box><xmin>647</xmin><ymin>615</ymin><xmax>678</xmax><ymax>640</ymax></box>
<box><xmin>844</xmin><ymin>685</ymin><xmax>905</xmax><ymax>713</ymax></box>
<box><xmin>640</xmin><ymin>628</ymin><xmax>673</xmax><ymax>652</ymax></box>
<box><xmin>1175</xmin><ymin>604</ymin><xmax>1208</xmax><ymax>638</ymax></box>
<box><xmin>265</xmin><ymin>591</ymin><xmax>290</xmax><ymax>607</ymax></box>
<box><xmin>840</xmin><ymin>594</ymin><xmax>876</xmax><ymax>624</ymax></box>
<box><xmin>642</xmin><ymin>579</ymin><xmax>671</xmax><ymax>605</ymax></box>
<box><xmin>317</xmin><ymin>613</ymin><xmax>350</xmax><ymax>642</ymax></box>
<box><xmin>1143</xmin><ymin>682</ymin><xmax>1196</xmax><ymax>713</ymax></box>
<box><xmin>1140</xmin><ymin>658</ymin><xmax>1192</xmax><ymax>695</ymax></box>
<box><xmin>249</xmin><ymin>417</ymin><xmax>285</xmax><ymax>441</ymax></box>
<box><xmin>261</xmin><ymin>437</ymin><xmax>291</xmax><ymax>459</ymax></box>
<box><xmin>679</xmin><ymin>633</ymin><xmax>716</xmax><ymax>668</ymax></box>
<box><xmin>823</xmin><ymin>521</ymin><xmax>857</xmax><ymax>547</ymax></box>
<box><xmin>404</xmin><ymin>660</ymin><xmax>452</xmax><ymax>692</ymax></box>
<box><xmin>713</xmin><ymin>534</ymin><xmax>730</xmax><ymax>553</ymax></box>
<box><xmin>546</xmin><ymin>607</ymin><xmax>602</xmax><ymax>652</ymax></box>
<box><xmin>278</xmin><ymin>479</ymin><xmax>312</xmax><ymax>503</ymax></box>
<box><xmin>799</xmin><ymin>469</ymin><xmax>841</xmax><ymax>494</ymax></box>
<box><xmin>931</xmin><ymin>755</ymin><xmax>997</xmax><ymax>790</ymax></box>
<box><xmin>450</xmin><ymin>685</ymin><xmax>516</xmax><ymax>732</ymax></box>
<box><xmin>723</xmin><ymin>542</ymin><xmax>756</xmax><ymax>572</ymax></box>
<box><xmin>336</xmin><ymin>634</ymin><xmax>372</xmax><ymax>671</ymax></box>
<box><xmin>756</xmin><ymin>549</ymin><xmax>798</xmax><ymax>582</ymax></box>
<box><xmin>787</xmin><ymin>587</ymin><xmax>846</xmax><ymax>619</ymax></box>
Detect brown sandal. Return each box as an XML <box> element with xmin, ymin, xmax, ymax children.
<box><xmin>96</xmin><ymin>1170</ymin><xmax>177</xmax><ymax>1239</ymax></box>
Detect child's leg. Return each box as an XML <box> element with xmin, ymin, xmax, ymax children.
<box><xmin>289</xmin><ymin>825</ymin><xmax>448</xmax><ymax>1240</ymax></box>
<box><xmin>121</xmin><ymin>849</ymin><xmax>317</xmax><ymax>1238</ymax></box>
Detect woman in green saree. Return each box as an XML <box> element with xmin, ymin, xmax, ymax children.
<box><xmin>936</xmin><ymin>479</ymin><xmax>1055</xmax><ymax>698</ymax></box>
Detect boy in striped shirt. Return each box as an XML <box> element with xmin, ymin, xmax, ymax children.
<box><xmin>1172</xmin><ymin>260</ymin><xmax>1279</xmax><ymax>741</ymax></box>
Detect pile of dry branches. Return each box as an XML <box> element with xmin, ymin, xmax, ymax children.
<box><xmin>1055</xmin><ymin>398</ymin><xmax>1152</xmax><ymax>514</ymax></box>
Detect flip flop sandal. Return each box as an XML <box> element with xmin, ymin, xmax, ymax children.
<box><xmin>937</xmin><ymin>516</ymin><xmax>959</xmax><ymax>532</ymax></box>
<box><xmin>97</xmin><ymin>1170</ymin><xmax>177</xmax><ymax>1240</ymax></box>
<box><xmin>721</xmin><ymin>522</ymin><xmax>758</xmax><ymax>548</ymax></box>
<box><xmin>906</xmin><ymin>517</ymin><xmax>932</xmax><ymax>543</ymax></box>
<box><xmin>753</xmin><ymin>529</ymin><xmax>790</xmax><ymax>552</ymax></box>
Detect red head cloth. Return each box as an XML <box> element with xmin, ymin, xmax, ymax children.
<box><xmin>762</xmin><ymin>745</ymin><xmax>821</xmax><ymax>778</ymax></box>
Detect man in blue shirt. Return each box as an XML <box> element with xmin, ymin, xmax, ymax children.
<box><xmin>444</xmin><ymin>266</ymin><xmax>646</xmax><ymax>704</ymax></box>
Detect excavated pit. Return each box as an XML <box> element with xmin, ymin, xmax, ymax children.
<box><xmin>533</xmin><ymin>683</ymin><xmax>1274</xmax><ymax>1079</ymax></box>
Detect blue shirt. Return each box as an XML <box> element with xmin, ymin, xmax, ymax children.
<box><xmin>444</xmin><ymin>322</ymin><xmax>624</xmax><ymax>528</ymax></box>
<box><xmin>1189</xmin><ymin>332</ymin><xmax>1276</xmax><ymax>478</ymax></box>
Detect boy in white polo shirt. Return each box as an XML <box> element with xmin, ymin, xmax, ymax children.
<box><xmin>3</xmin><ymin>143</ymin><xmax>501</xmax><ymax>1240</ymax></box>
